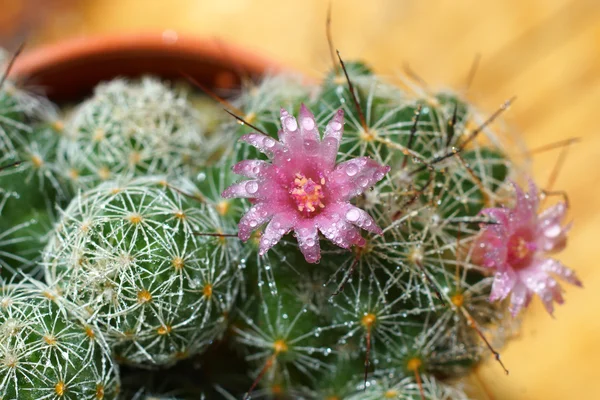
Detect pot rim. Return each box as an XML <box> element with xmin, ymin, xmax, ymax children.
<box><xmin>8</xmin><ymin>32</ymin><xmax>284</xmax><ymax>101</ymax></box>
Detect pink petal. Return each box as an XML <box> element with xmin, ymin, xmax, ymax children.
<box><xmin>489</xmin><ymin>269</ymin><xmax>517</xmax><ymax>302</ymax></box>
<box><xmin>510</xmin><ymin>181</ymin><xmax>537</xmax><ymax>230</ymax></box>
<box><xmin>517</xmin><ymin>259</ymin><xmax>566</xmax><ymax>316</ymax></box>
<box><xmin>232</xmin><ymin>160</ymin><xmax>274</xmax><ymax>179</ymax></box>
<box><xmin>222</xmin><ymin>178</ymin><xmax>288</xmax><ymax>202</ymax></box>
<box><xmin>320</xmin><ymin>109</ymin><xmax>344</xmax><ymax>170</ymax></box>
<box><xmin>240</xmin><ymin>132</ymin><xmax>282</xmax><ymax>157</ymax></box>
<box><xmin>278</xmin><ymin>108</ymin><xmax>299</xmax><ymax>145</ymax></box>
<box><xmin>539</xmin><ymin>258</ymin><xmax>582</xmax><ymax>287</ymax></box>
<box><xmin>508</xmin><ymin>282</ymin><xmax>532</xmax><ymax>317</ymax></box>
<box><xmin>342</xmin><ymin>204</ymin><xmax>382</xmax><ymax>234</ymax></box>
<box><xmin>222</xmin><ymin>180</ymin><xmax>261</xmax><ymax>199</ymax></box>
<box><xmin>327</xmin><ymin>157</ymin><xmax>390</xmax><ymax>201</ymax></box>
<box><xmin>480</xmin><ymin>207</ymin><xmax>511</xmax><ymax>228</ymax></box>
<box><xmin>315</xmin><ymin>204</ymin><xmax>366</xmax><ymax>249</ymax></box>
<box><xmin>537</xmin><ymin>202</ymin><xmax>569</xmax><ymax>252</ymax></box>
<box><xmin>476</xmin><ymin>208</ymin><xmax>511</xmax><ymax>269</ymax></box>
<box><xmin>238</xmin><ymin>203</ymin><xmax>274</xmax><ymax>241</ymax></box>
<box><xmin>294</xmin><ymin>222</ymin><xmax>321</xmax><ymax>263</ymax></box>
<box><xmin>298</xmin><ymin>104</ymin><xmax>320</xmax><ymax>142</ymax></box>
<box><xmin>259</xmin><ymin>214</ymin><xmax>295</xmax><ymax>256</ymax></box>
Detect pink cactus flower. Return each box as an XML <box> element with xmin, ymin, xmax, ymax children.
<box><xmin>222</xmin><ymin>105</ymin><xmax>390</xmax><ymax>263</ymax></box>
<box><xmin>475</xmin><ymin>180</ymin><xmax>582</xmax><ymax>316</ymax></box>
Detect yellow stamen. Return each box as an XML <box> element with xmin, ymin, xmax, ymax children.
<box><xmin>273</xmin><ymin>339</ymin><xmax>288</xmax><ymax>354</ymax></box>
<box><xmin>137</xmin><ymin>289</ymin><xmax>152</xmax><ymax>303</ymax></box>
<box><xmin>55</xmin><ymin>381</ymin><xmax>66</xmax><ymax>396</ymax></box>
<box><xmin>361</xmin><ymin>313</ymin><xmax>377</xmax><ymax>328</ymax></box>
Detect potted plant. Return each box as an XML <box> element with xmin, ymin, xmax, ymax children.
<box><xmin>0</xmin><ymin>33</ymin><xmax>581</xmax><ymax>399</ymax></box>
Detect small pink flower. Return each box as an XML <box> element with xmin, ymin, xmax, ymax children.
<box><xmin>475</xmin><ymin>180</ymin><xmax>582</xmax><ymax>316</ymax></box>
<box><xmin>222</xmin><ymin>105</ymin><xmax>390</xmax><ymax>263</ymax></box>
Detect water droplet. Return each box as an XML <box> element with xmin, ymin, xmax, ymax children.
<box><xmin>285</xmin><ymin>117</ymin><xmax>298</xmax><ymax>131</ymax></box>
<box><xmin>346</xmin><ymin>209</ymin><xmax>360</xmax><ymax>222</ymax></box>
<box><xmin>331</xmin><ymin>121</ymin><xmax>342</xmax><ymax>131</ymax></box>
<box><xmin>346</xmin><ymin>164</ymin><xmax>358</xmax><ymax>176</ymax></box>
<box><xmin>245</xmin><ymin>181</ymin><xmax>258</xmax><ymax>194</ymax></box>
<box><xmin>264</xmin><ymin>138</ymin><xmax>275</xmax><ymax>148</ymax></box>
<box><xmin>302</xmin><ymin>117</ymin><xmax>315</xmax><ymax>130</ymax></box>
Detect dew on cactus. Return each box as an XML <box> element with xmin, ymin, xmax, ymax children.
<box><xmin>56</xmin><ymin>78</ymin><xmax>223</xmax><ymax>191</ymax></box>
<box><xmin>43</xmin><ymin>177</ymin><xmax>241</xmax><ymax>367</ymax></box>
<box><xmin>0</xmin><ymin>279</ymin><xmax>120</xmax><ymax>399</ymax></box>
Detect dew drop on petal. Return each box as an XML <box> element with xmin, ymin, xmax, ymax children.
<box><xmin>245</xmin><ymin>181</ymin><xmax>259</xmax><ymax>194</ymax></box>
<box><xmin>331</xmin><ymin>121</ymin><xmax>342</xmax><ymax>131</ymax></box>
<box><xmin>346</xmin><ymin>164</ymin><xmax>358</xmax><ymax>176</ymax></box>
<box><xmin>346</xmin><ymin>209</ymin><xmax>360</xmax><ymax>222</ymax></box>
<box><xmin>264</xmin><ymin>138</ymin><xmax>275</xmax><ymax>148</ymax></box>
<box><xmin>302</xmin><ymin>117</ymin><xmax>315</xmax><ymax>130</ymax></box>
<box><xmin>285</xmin><ymin>117</ymin><xmax>298</xmax><ymax>131</ymax></box>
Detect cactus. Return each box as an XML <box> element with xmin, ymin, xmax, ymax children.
<box><xmin>56</xmin><ymin>78</ymin><xmax>223</xmax><ymax>191</ymax></box>
<box><xmin>0</xmin><ymin>55</ymin><xmax>67</xmax><ymax>280</ymax></box>
<box><xmin>43</xmin><ymin>177</ymin><xmax>241</xmax><ymax>367</ymax></box>
<box><xmin>0</xmin><ymin>40</ymin><xmax>580</xmax><ymax>399</ymax></box>
<box><xmin>0</xmin><ymin>278</ymin><xmax>120</xmax><ymax>399</ymax></box>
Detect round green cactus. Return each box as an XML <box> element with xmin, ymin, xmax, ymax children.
<box><xmin>0</xmin><ymin>68</ymin><xmax>67</xmax><ymax>280</ymax></box>
<box><xmin>56</xmin><ymin>78</ymin><xmax>225</xmax><ymax>191</ymax></box>
<box><xmin>43</xmin><ymin>177</ymin><xmax>241</xmax><ymax>367</ymax></box>
<box><xmin>0</xmin><ymin>279</ymin><xmax>120</xmax><ymax>399</ymax></box>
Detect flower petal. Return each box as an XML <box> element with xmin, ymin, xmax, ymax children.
<box><xmin>222</xmin><ymin>180</ymin><xmax>261</xmax><ymax>199</ymax></box>
<box><xmin>238</xmin><ymin>203</ymin><xmax>274</xmax><ymax>241</ymax></box>
<box><xmin>295</xmin><ymin>222</ymin><xmax>321</xmax><ymax>263</ymax></box>
<box><xmin>278</xmin><ymin>108</ymin><xmax>299</xmax><ymax>145</ymax></box>
<box><xmin>315</xmin><ymin>204</ymin><xmax>366</xmax><ymax>249</ymax></box>
<box><xmin>508</xmin><ymin>282</ymin><xmax>532</xmax><ymax>317</ymax></box>
<box><xmin>240</xmin><ymin>132</ymin><xmax>282</xmax><ymax>157</ymax></box>
<box><xmin>540</xmin><ymin>258</ymin><xmax>582</xmax><ymax>287</ymax></box>
<box><xmin>298</xmin><ymin>104</ymin><xmax>320</xmax><ymax>142</ymax></box>
<box><xmin>476</xmin><ymin>208</ymin><xmax>511</xmax><ymax>269</ymax></box>
<box><xmin>259</xmin><ymin>214</ymin><xmax>295</xmax><ymax>256</ymax></box>
<box><xmin>327</xmin><ymin>157</ymin><xmax>390</xmax><ymax>201</ymax></box>
<box><xmin>537</xmin><ymin>202</ymin><xmax>569</xmax><ymax>252</ymax></box>
<box><xmin>232</xmin><ymin>160</ymin><xmax>274</xmax><ymax>179</ymax></box>
<box><xmin>489</xmin><ymin>269</ymin><xmax>517</xmax><ymax>302</ymax></box>
<box><xmin>510</xmin><ymin>180</ymin><xmax>537</xmax><ymax>230</ymax></box>
<box><xmin>320</xmin><ymin>109</ymin><xmax>344</xmax><ymax>169</ymax></box>
<box><xmin>342</xmin><ymin>204</ymin><xmax>382</xmax><ymax>234</ymax></box>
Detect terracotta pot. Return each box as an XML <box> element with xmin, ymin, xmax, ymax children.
<box><xmin>10</xmin><ymin>33</ymin><xmax>280</xmax><ymax>102</ymax></box>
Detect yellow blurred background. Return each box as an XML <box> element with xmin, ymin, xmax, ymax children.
<box><xmin>2</xmin><ymin>0</ymin><xmax>599</xmax><ymax>399</ymax></box>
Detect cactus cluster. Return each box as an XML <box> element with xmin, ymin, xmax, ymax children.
<box><xmin>0</xmin><ymin>41</ymin><xmax>580</xmax><ymax>400</ymax></box>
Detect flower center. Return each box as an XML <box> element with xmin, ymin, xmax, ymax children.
<box><xmin>289</xmin><ymin>173</ymin><xmax>325</xmax><ymax>217</ymax></box>
<box><xmin>507</xmin><ymin>233</ymin><xmax>536</xmax><ymax>268</ymax></box>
